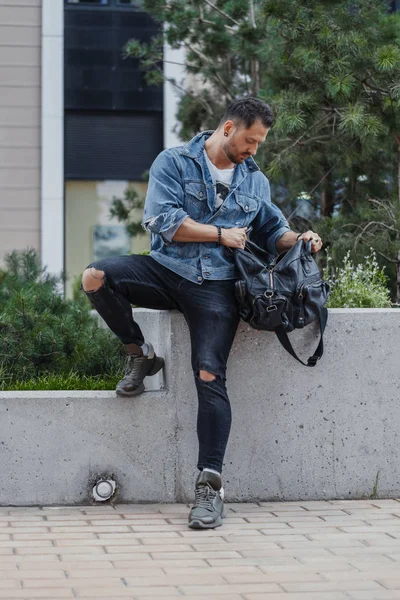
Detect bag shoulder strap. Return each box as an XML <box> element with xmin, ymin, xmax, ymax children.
<box><xmin>275</xmin><ymin>307</ymin><xmax>328</xmax><ymax>367</ymax></box>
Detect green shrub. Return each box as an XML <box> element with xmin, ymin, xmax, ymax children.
<box><xmin>324</xmin><ymin>250</ymin><xmax>392</xmax><ymax>308</ymax></box>
<box><xmin>0</xmin><ymin>249</ymin><xmax>124</xmax><ymax>389</ymax></box>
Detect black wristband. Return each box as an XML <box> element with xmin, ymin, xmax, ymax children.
<box><xmin>217</xmin><ymin>226</ymin><xmax>222</xmax><ymax>245</ymax></box>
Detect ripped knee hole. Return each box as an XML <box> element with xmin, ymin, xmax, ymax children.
<box><xmin>199</xmin><ymin>370</ymin><xmax>217</xmax><ymax>382</ymax></box>
<box><xmin>82</xmin><ymin>267</ymin><xmax>105</xmax><ymax>292</ymax></box>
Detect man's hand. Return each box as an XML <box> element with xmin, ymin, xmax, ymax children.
<box><xmin>275</xmin><ymin>230</ymin><xmax>323</xmax><ymax>254</ymax></box>
<box><xmin>297</xmin><ymin>230</ymin><xmax>323</xmax><ymax>253</ymax></box>
<box><xmin>221</xmin><ymin>227</ymin><xmax>247</xmax><ymax>249</ymax></box>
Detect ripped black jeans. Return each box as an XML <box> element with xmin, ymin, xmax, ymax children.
<box><xmin>82</xmin><ymin>254</ymin><xmax>240</xmax><ymax>473</ymax></box>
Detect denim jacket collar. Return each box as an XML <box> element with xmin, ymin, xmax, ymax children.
<box><xmin>179</xmin><ymin>130</ymin><xmax>260</xmax><ymax>175</ymax></box>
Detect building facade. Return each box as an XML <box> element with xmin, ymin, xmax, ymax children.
<box><xmin>0</xmin><ymin>0</ymin><xmax>42</xmax><ymax>269</ymax></box>
<box><xmin>0</xmin><ymin>0</ymin><xmax>184</xmax><ymax>298</ymax></box>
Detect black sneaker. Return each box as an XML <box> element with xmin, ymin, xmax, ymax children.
<box><xmin>188</xmin><ymin>470</ymin><xmax>226</xmax><ymax>529</ymax></box>
<box><xmin>115</xmin><ymin>342</ymin><xmax>164</xmax><ymax>397</ymax></box>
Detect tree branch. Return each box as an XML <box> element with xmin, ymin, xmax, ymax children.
<box><xmin>163</xmin><ymin>60</ymin><xmax>187</xmax><ymax>67</ymax></box>
<box><xmin>279</xmin><ymin>112</ymin><xmax>332</xmax><ymax>156</ymax></box>
<box><xmin>360</xmin><ymin>72</ymin><xmax>389</xmax><ymax>95</ymax></box>
<box><xmin>374</xmin><ymin>249</ymin><xmax>397</xmax><ymax>264</ymax></box>
<box><xmin>249</xmin><ymin>0</ymin><xmax>259</xmax><ymax>95</ymax></box>
<box><xmin>202</xmin><ymin>0</ymin><xmax>240</xmax><ymax>26</ymax></box>
<box><xmin>354</xmin><ymin>220</ymin><xmax>400</xmax><ymax>249</ymax></box>
<box><xmin>183</xmin><ymin>42</ymin><xmax>234</xmax><ymax>100</ymax></box>
<box><xmin>154</xmin><ymin>64</ymin><xmax>214</xmax><ymax>116</ymax></box>
<box><xmin>198</xmin><ymin>17</ymin><xmax>236</xmax><ymax>32</ymax></box>
<box><xmin>306</xmin><ymin>138</ymin><xmax>360</xmax><ymax>196</ymax></box>
<box><xmin>298</xmin><ymin>135</ymin><xmax>332</xmax><ymax>145</ymax></box>
<box><xmin>249</xmin><ymin>0</ymin><xmax>256</xmax><ymax>28</ymax></box>
<box><xmin>367</xmin><ymin>197</ymin><xmax>396</xmax><ymax>222</ymax></box>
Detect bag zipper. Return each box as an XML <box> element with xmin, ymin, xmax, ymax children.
<box><xmin>267</xmin><ymin>260</ymin><xmax>321</xmax><ymax>295</ymax></box>
<box><xmin>298</xmin><ymin>279</ymin><xmax>323</xmax><ymax>299</ymax></box>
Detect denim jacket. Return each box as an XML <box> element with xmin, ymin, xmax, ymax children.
<box><xmin>142</xmin><ymin>131</ymin><xmax>290</xmax><ymax>284</ymax></box>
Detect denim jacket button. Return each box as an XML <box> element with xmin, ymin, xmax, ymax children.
<box><xmin>197</xmin><ymin>276</ymin><xmax>203</xmax><ymax>282</ymax></box>
<box><xmin>245</xmin><ymin>205</ymin><xmax>249</xmax><ymax>211</ymax></box>
<box><xmin>204</xmin><ymin>272</ymin><xmax>210</xmax><ymax>277</ymax></box>
<box><xmin>199</xmin><ymin>191</ymin><xmax>203</xmax><ymax>197</ymax></box>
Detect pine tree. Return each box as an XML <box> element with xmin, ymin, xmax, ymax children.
<box><xmin>0</xmin><ymin>249</ymin><xmax>124</xmax><ymax>386</ymax></box>
<box><xmin>131</xmin><ymin>0</ymin><xmax>399</xmax><ymax>211</ymax></box>
<box><xmin>120</xmin><ymin>0</ymin><xmax>400</xmax><ymax>300</ymax></box>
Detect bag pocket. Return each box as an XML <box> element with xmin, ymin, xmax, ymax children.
<box><xmin>295</xmin><ymin>280</ymin><xmax>330</xmax><ymax>328</ymax></box>
<box><xmin>304</xmin><ymin>280</ymin><xmax>330</xmax><ymax>324</ymax></box>
<box><xmin>250</xmin><ymin>292</ymin><xmax>289</xmax><ymax>331</ymax></box>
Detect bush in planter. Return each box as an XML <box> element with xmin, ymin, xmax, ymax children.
<box><xmin>0</xmin><ymin>249</ymin><xmax>124</xmax><ymax>389</ymax></box>
<box><xmin>323</xmin><ymin>250</ymin><xmax>392</xmax><ymax>309</ymax></box>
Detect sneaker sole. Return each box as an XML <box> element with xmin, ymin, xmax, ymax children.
<box><xmin>115</xmin><ymin>382</ymin><xmax>145</xmax><ymax>398</ymax></box>
<box><xmin>188</xmin><ymin>507</ymin><xmax>226</xmax><ymax>530</ymax></box>
<box><xmin>115</xmin><ymin>356</ymin><xmax>164</xmax><ymax>398</ymax></box>
<box><xmin>188</xmin><ymin>514</ymin><xmax>224</xmax><ymax>529</ymax></box>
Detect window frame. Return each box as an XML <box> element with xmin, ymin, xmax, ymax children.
<box><xmin>65</xmin><ymin>0</ymin><xmax>110</xmax><ymax>6</ymax></box>
<box><xmin>64</xmin><ymin>0</ymin><xmax>142</xmax><ymax>7</ymax></box>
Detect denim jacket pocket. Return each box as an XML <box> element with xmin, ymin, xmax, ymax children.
<box><xmin>184</xmin><ymin>181</ymin><xmax>208</xmax><ymax>220</ymax></box>
<box><xmin>233</xmin><ymin>194</ymin><xmax>258</xmax><ymax>226</ymax></box>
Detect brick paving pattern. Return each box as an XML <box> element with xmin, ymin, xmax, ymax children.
<box><xmin>0</xmin><ymin>499</ymin><xmax>400</xmax><ymax>599</ymax></box>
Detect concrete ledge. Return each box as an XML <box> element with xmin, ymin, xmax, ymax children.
<box><xmin>1</xmin><ymin>308</ymin><xmax>400</xmax><ymax>505</ymax></box>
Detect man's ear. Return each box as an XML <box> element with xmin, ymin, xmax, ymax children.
<box><xmin>223</xmin><ymin>120</ymin><xmax>236</xmax><ymax>136</ymax></box>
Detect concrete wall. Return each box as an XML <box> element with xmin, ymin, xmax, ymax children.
<box><xmin>0</xmin><ymin>308</ymin><xmax>399</xmax><ymax>506</ymax></box>
<box><xmin>0</xmin><ymin>0</ymin><xmax>42</xmax><ymax>266</ymax></box>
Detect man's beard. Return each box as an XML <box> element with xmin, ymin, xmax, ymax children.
<box><xmin>223</xmin><ymin>141</ymin><xmax>243</xmax><ymax>164</ymax></box>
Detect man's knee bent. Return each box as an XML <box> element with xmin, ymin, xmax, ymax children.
<box><xmin>81</xmin><ymin>267</ymin><xmax>105</xmax><ymax>293</ymax></box>
<box><xmin>199</xmin><ymin>370</ymin><xmax>216</xmax><ymax>382</ymax></box>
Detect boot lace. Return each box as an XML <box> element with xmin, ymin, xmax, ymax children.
<box><xmin>124</xmin><ymin>354</ymin><xmax>145</xmax><ymax>380</ymax></box>
<box><xmin>194</xmin><ymin>485</ymin><xmax>217</xmax><ymax>511</ymax></box>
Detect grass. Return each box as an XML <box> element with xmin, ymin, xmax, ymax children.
<box><xmin>1</xmin><ymin>371</ymin><xmax>124</xmax><ymax>391</ymax></box>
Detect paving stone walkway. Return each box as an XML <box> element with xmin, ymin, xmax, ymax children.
<box><xmin>1</xmin><ymin>499</ymin><xmax>400</xmax><ymax>599</ymax></box>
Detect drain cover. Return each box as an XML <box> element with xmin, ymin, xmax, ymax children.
<box><xmin>92</xmin><ymin>478</ymin><xmax>116</xmax><ymax>501</ymax></box>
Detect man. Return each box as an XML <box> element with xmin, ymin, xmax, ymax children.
<box><xmin>81</xmin><ymin>97</ymin><xmax>323</xmax><ymax>529</ymax></box>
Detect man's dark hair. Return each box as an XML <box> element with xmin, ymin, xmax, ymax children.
<box><xmin>221</xmin><ymin>97</ymin><xmax>273</xmax><ymax>129</ymax></box>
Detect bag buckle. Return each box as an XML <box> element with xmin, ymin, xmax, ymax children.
<box><xmin>267</xmin><ymin>304</ymin><xmax>277</xmax><ymax>312</ymax></box>
<box><xmin>263</xmin><ymin>291</ymin><xmax>273</xmax><ymax>298</ymax></box>
<box><xmin>307</xmin><ymin>356</ymin><xmax>320</xmax><ymax>366</ymax></box>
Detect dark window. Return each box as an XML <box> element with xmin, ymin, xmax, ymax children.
<box><xmin>64</xmin><ymin>3</ymin><xmax>163</xmax><ymax>112</ymax></box>
<box><xmin>65</xmin><ymin>112</ymin><xmax>163</xmax><ymax>180</ymax></box>
<box><xmin>66</xmin><ymin>1</ymin><xmax>109</xmax><ymax>5</ymax></box>
<box><xmin>65</xmin><ymin>0</ymin><xmax>143</xmax><ymax>5</ymax></box>
<box><xmin>64</xmin><ymin>0</ymin><xmax>163</xmax><ymax>180</ymax></box>
<box><xmin>117</xmin><ymin>0</ymin><xmax>142</xmax><ymax>5</ymax></box>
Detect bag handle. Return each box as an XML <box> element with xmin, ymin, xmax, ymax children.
<box><xmin>275</xmin><ymin>307</ymin><xmax>328</xmax><ymax>367</ymax></box>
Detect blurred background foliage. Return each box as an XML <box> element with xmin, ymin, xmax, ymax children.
<box><xmin>112</xmin><ymin>0</ymin><xmax>400</xmax><ymax>301</ymax></box>
<box><xmin>0</xmin><ymin>249</ymin><xmax>124</xmax><ymax>390</ymax></box>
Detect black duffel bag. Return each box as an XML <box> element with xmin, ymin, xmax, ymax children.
<box><xmin>233</xmin><ymin>239</ymin><xmax>330</xmax><ymax>367</ymax></box>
